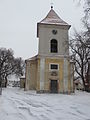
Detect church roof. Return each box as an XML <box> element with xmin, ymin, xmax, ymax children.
<box><xmin>38</xmin><ymin>7</ymin><xmax>70</xmax><ymax>26</ymax></box>
<box><xmin>25</xmin><ymin>55</ymin><xmax>38</xmax><ymax>62</ymax></box>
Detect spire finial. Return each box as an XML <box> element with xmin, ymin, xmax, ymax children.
<box><xmin>51</xmin><ymin>2</ymin><xmax>54</xmax><ymax>9</ymax></box>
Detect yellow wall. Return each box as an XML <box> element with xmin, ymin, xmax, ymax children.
<box><xmin>44</xmin><ymin>58</ymin><xmax>64</xmax><ymax>92</ymax></box>
<box><xmin>27</xmin><ymin>57</ymin><xmax>74</xmax><ymax>94</ymax></box>
<box><xmin>29</xmin><ymin>60</ymin><xmax>37</xmax><ymax>90</ymax></box>
<box><xmin>20</xmin><ymin>78</ymin><xmax>25</xmax><ymax>88</ymax></box>
<box><xmin>36</xmin><ymin>58</ymin><xmax>40</xmax><ymax>91</ymax></box>
<box><xmin>68</xmin><ymin>61</ymin><xmax>71</xmax><ymax>93</ymax></box>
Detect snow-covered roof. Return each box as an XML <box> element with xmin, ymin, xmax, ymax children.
<box><xmin>20</xmin><ymin>76</ymin><xmax>25</xmax><ymax>79</ymax></box>
<box><xmin>38</xmin><ymin>8</ymin><xmax>70</xmax><ymax>26</ymax></box>
<box><xmin>25</xmin><ymin>55</ymin><xmax>38</xmax><ymax>62</ymax></box>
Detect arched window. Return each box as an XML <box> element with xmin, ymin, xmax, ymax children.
<box><xmin>51</xmin><ymin>39</ymin><xmax>58</xmax><ymax>53</ymax></box>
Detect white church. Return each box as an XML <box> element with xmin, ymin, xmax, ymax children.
<box><xmin>25</xmin><ymin>6</ymin><xmax>74</xmax><ymax>94</ymax></box>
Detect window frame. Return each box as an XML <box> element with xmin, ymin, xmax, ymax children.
<box><xmin>49</xmin><ymin>63</ymin><xmax>59</xmax><ymax>71</ymax></box>
<box><xmin>50</xmin><ymin>39</ymin><xmax>58</xmax><ymax>53</ymax></box>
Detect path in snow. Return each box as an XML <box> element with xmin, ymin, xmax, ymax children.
<box><xmin>0</xmin><ymin>87</ymin><xmax>90</xmax><ymax>120</ymax></box>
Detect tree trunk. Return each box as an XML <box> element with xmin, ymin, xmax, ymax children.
<box><xmin>0</xmin><ymin>78</ymin><xmax>2</xmax><ymax>95</ymax></box>
<box><xmin>5</xmin><ymin>77</ymin><xmax>7</xmax><ymax>88</ymax></box>
<box><xmin>82</xmin><ymin>77</ymin><xmax>85</xmax><ymax>90</ymax></box>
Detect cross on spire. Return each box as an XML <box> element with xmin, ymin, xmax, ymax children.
<box><xmin>51</xmin><ymin>2</ymin><xmax>54</xmax><ymax>9</ymax></box>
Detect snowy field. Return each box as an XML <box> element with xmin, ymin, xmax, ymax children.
<box><xmin>0</xmin><ymin>87</ymin><xmax>90</xmax><ymax>120</ymax></box>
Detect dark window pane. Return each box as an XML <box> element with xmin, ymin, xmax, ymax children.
<box><xmin>51</xmin><ymin>39</ymin><xmax>58</xmax><ymax>53</ymax></box>
<box><xmin>51</xmin><ymin>64</ymin><xmax>58</xmax><ymax>69</ymax></box>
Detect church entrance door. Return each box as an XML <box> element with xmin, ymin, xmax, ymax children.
<box><xmin>50</xmin><ymin>80</ymin><xmax>58</xmax><ymax>93</ymax></box>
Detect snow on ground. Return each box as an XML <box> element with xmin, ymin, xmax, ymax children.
<box><xmin>0</xmin><ymin>87</ymin><xmax>90</xmax><ymax>120</ymax></box>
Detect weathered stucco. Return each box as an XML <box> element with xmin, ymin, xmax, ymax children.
<box><xmin>38</xmin><ymin>24</ymin><xmax>69</xmax><ymax>57</ymax></box>
<box><xmin>25</xmin><ymin>8</ymin><xmax>74</xmax><ymax>94</ymax></box>
<box><xmin>25</xmin><ymin>59</ymin><xmax>37</xmax><ymax>90</ymax></box>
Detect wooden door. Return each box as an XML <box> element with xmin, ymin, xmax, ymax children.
<box><xmin>50</xmin><ymin>80</ymin><xmax>58</xmax><ymax>93</ymax></box>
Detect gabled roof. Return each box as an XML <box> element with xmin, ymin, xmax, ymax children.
<box><xmin>25</xmin><ymin>55</ymin><xmax>38</xmax><ymax>62</ymax></box>
<box><xmin>38</xmin><ymin>8</ymin><xmax>70</xmax><ymax>26</ymax></box>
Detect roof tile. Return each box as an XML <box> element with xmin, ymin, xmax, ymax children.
<box><xmin>39</xmin><ymin>8</ymin><xmax>70</xmax><ymax>26</ymax></box>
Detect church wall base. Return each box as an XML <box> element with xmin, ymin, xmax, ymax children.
<box><xmin>36</xmin><ymin>90</ymin><xmax>75</xmax><ymax>94</ymax></box>
<box><xmin>37</xmin><ymin>90</ymin><xmax>50</xmax><ymax>93</ymax></box>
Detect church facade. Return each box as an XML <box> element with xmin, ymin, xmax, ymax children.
<box><xmin>25</xmin><ymin>7</ymin><xmax>74</xmax><ymax>93</ymax></box>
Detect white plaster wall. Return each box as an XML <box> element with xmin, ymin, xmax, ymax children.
<box><xmin>38</xmin><ymin>24</ymin><xmax>69</xmax><ymax>56</ymax></box>
<box><xmin>40</xmin><ymin>58</ymin><xmax>45</xmax><ymax>90</ymax></box>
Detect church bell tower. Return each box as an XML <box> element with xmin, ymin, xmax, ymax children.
<box><xmin>25</xmin><ymin>6</ymin><xmax>74</xmax><ymax>94</ymax></box>
<box><xmin>36</xmin><ymin>6</ymin><xmax>74</xmax><ymax>93</ymax></box>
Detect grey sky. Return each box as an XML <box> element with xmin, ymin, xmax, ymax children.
<box><xmin>0</xmin><ymin>0</ymin><xmax>84</xmax><ymax>59</ymax></box>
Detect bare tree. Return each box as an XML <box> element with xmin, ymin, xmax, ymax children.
<box><xmin>13</xmin><ymin>57</ymin><xmax>25</xmax><ymax>78</ymax></box>
<box><xmin>70</xmin><ymin>30</ymin><xmax>90</xmax><ymax>89</ymax></box>
<box><xmin>0</xmin><ymin>48</ymin><xmax>25</xmax><ymax>94</ymax></box>
<box><xmin>70</xmin><ymin>0</ymin><xmax>90</xmax><ymax>90</ymax></box>
<box><xmin>75</xmin><ymin>0</ymin><xmax>90</xmax><ymax>29</ymax></box>
<box><xmin>0</xmin><ymin>48</ymin><xmax>14</xmax><ymax>87</ymax></box>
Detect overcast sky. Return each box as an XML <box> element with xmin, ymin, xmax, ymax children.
<box><xmin>0</xmin><ymin>0</ymin><xmax>84</xmax><ymax>59</ymax></box>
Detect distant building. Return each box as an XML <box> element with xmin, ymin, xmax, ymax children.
<box><xmin>85</xmin><ymin>59</ymin><xmax>90</xmax><ymax>92</ymax></box>
<box><xmin>25</xmin><ymin>7</ymin><xmax>74</xmax><ymax>94</ymax></box>
<box><xmin>20</xmin><ymin>76</ymin><xmax>25</xmax><ymax>88</ymax></box>
<box><xmin>1</xmin><ymin>79</ymin><xmax>7</xmax><ymax>87</ymax></box>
